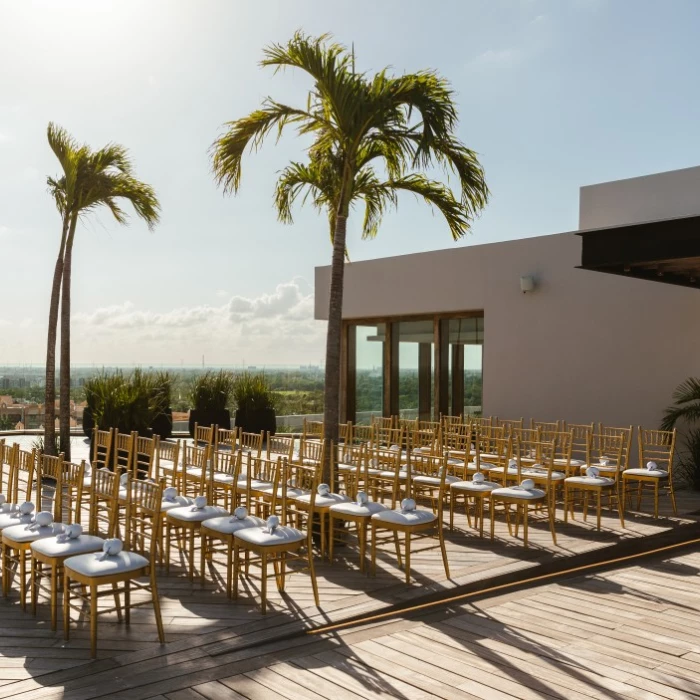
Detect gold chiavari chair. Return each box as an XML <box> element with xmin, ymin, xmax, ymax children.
<box><xmin>410</xmin><ymin>452</ymin><xmax>456</xmax><ymax>515</ymax></box>
<box><xmin>0</xmin><ymin>445</ymin><xmax>35</xmax><ymax>517</ymax></box>
<box><xmin>180</xmin><ymin>443</ymin><xmax>212</xmax><ymax>498</ymax></box>
<box><xmin>441</xmin><ymin>414</ymin><xmax>464</xmax><ymax>432</ymax></box>
<box><xmin>165</xmin><ymin>446</ymin><xmax>229</xmax><ymax>581</ymax></box>
<box><xmin>550</xmin><ymin>430</ymin><xmax>575</xmax><ymax>477</ymax></box>
<box><xmin>339</xmin><ymin>421</ymin><xmax>353</xmax><ymax>445</ymax></box>
<box><xmin>565</xmin><ymin>422</ymin><xmax>594</xmax><ymax>469</ymax></box>
<box><xmin>329</xmin><ymin>446</ymin><xmax>391</xmax><ymax>572</ymax></box>
<box><xmin>2</xmin><ymin>453</ymin><xmax>64</xmax><ymax>609</ymax></box>
<box><xmin>564</xmin><ymin>433</ymin><xmax>625</xmax><ymax>531</ymax></box>
<box><xmin>63</xmin><ymin>478</ymin><xmax>165</xmax><ymax>658</ymax></box>
<box><xmin>599</xmin><ymin>424</ymin><xmax>634</xmax><ymax>470</ymax></box>
<box><xmin>302</xmin><ymin>418</ymin><xmax>323</xmax><ymax>442</ymax></box>
<box><xmin>373</xmin><ymin>425</ymin><xmax>403</xmax><ymax>450</ymax></box>
<box><xmin>531</xmin><ymin>420</ymin><xmax>560</xmax><ymax>435</ymax></box>
<box><xmin>365</xmin><ymin>445</ymin><xmax>404</xmax><ymax>504</ymax></box>
<box><xmin>449</xmin><ymin>437</ymin><xmax>505</xmax><ymax>536</ymax></box>
<box><xmin>293</xmin><ymin>438</ymin><xmax>325</xmax><ymax>467</ymax></box>
<box><xmin>623</xmin><ymin>428</ymin><xmax>677</xmax><ymax>517</ymax></box>
<box><xmin>398</xmin><ymin>417</ymin><xmax>418</xmax><ymax>434</ymax></box>
<box><xmin>31</xmin><ymin>459</ymin><xmax>104</xmax><ymax>631</ymax></box>
<box><xmin>91</xmin><ymin>427</ymin><xmax>113</xmax><ymax>471</ymax></box>
<box><xmin>112</xmin><ymin>430</ymin><xmax>136</xmax><ymax>475</ymax></box>
<box><xmin>471</xmin><ymin>416</ymin><xmax>493</xmax><ymax>433</ymax></box>
<box><xmin>490</xmin><ymin>439</ymin><xmax>557</xmax><ymax>548</ymax></box>
<box><xmin>156</xmin><ymin>439</ymin><xmax>181</xmax><ymax>488</ymax></box>
<box><xmin>233</xmin><ymin>460</ymin><xmax>319</xmax><ymax>614</ymax></box>
<box><xmin>498</xmin><ymin>418</ymin><xmax>524</xmax><ymax>436</ymax></box>
<box><xmin>353</xmin><ymin>424</ymin><xmax>374</xmax><ymax>445</ymax></box>
<box><xmin>336</xmin><ymin>442</ymin><xmax>366</xmax><ymax>496</ymax></box>
<box><xmin>209</xmin><ymin>449</ymin><xmax>242</xmax><ymax>511</ymax></box>
<box><xmin>372</xmin><ymin>416</ymin><xmax>394</xmax><ymax>431</ymax></box>
<box><xmin>200</xmin><ymin>454</ymin><xmax>270</xmax><ymax>597</ymax></box>
<box><xmin>245</xmin><ymin>455</ymin><xmax>285</xmax><ymax>518</ymax></box>
<box><xmin>0</xmin><ymin>438</ymin><xmax>8</xmax><ymax>496</ymax></box>
<box><xmin>370</xmin><ymin>455</ymin><xmax>450</xmax><ymax>585</ymax></box>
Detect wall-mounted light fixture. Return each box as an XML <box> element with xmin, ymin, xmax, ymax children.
<box><xmin>520</xmin><ymin>275</ymin><xmax>536</xmax><ymax>294</ymax></box>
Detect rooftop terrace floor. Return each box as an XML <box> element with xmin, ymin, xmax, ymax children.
<box><xmin>2</xmin><ymin>436</ymin><xmax>699</xmax><ymax>698</ymax></box>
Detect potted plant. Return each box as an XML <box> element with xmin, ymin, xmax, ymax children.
<box><xmin>188</xmin><ymin>370</ymin><xmax>235</xmax><ymax>436</ymax></box>
<box><xmin>233</xmin><ymin>372</ymin><xmax>277</xmax><ymax>436</ymax></box>
<box><xmin>150</xmin><ymin>371</ymin><xmax>173</xmax><ymax>439</ymax></box>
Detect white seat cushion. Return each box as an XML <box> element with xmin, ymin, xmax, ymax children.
<box><xmin>379</xmin><ymin>470</ymin><xmax>408</xmax><ymax>480</ymax></box>
<box><xmin>491</xmin><ymin>486</ymin><xmax>546</xmax><ymax>500</ymax></box>
<box><xmin>238</xmin><ymin>478</ymin><xmax>273</xmax><ymax>490</ymax></box>
<box><xmin>3</xmin><ymin>522</ymin><xmax>65</xmax><ymax>544</ymax></box>
<box><xmin>234</xmin><ymin>525</ymin><xmax>306</xmax><ymax>546</ymax></box>
<box><xmin>0</xmin><ymin>512</ymin><xmax>35</xmax><ymax>531</ymax></box>
<box><xmin>371</xmin><ymin>509</ymin><xmax>437</xmax><ymax>526</ymax></box>
<box><xmin>31</xmin><ymin>534</ymin><xmax>105</xmax><ymax>557</ymax></box>
<box><xmin>565</xmin><ymin>476</ymin><xmax>615</xmax><ymax>486</ymax></box>
<box><xmin>254</xmin><ymin>484</ymin><xmax>310</xmax><ymax>499</ymax></box>
<box><xmin>413</xmin><ymin>475</ymin><xmax>461</xmax><ymax>486</ymax></box>
<box><xmin>64</xmin><ymin>550</ymin><xmax>149</xmax><ymax>577</ymax></box>
<box><xmin>166</xmin><ymin>505</ymin><xmax>229</xmax><ymax>523</ymax></box>
<box><xmin>450</xmin><ymin>480</ymin><xmax>499</xmax><ymax>493</ymax></box>
<box><xmin>293</xmin><ymin>493</ymin><xmax>352</xmax><ymax>508</ymax></box>
<box><xmin>160</xmin><ymin>496</ymin><xmax>195</xmax><ymax>511</ymax></box>
<box><xmin>555</xmin><ymin>458</ymin><xmax>585</xmax><ymax>466</ymax></box>
<box><xmin>624</xmin><ymin>468</ymin><xmax>669</xmax><ymax>478</ymax></box>
<box><xmin>336</xmin><ymin>462</ymin><xmax>357</xmax><ymax>472</ymax></box>
<box><xmin>201</xmin><ymin>515</ymin><xmax>266</xmax><ymax>536</ymax></box>
<box><xmin>330</xmin><ymin>501</ymin><xmax>389</xmax><ymax>517</ymax></box>
<box><xmin>522</xmin><ymin>469</ymin><xmax>566</xmax><ymax>481</ymax></box>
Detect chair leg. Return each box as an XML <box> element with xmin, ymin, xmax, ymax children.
<box><xmin>669</xmin><ymin>479</ymin><xmax>678</xmax><ymax>516</ymax></box>
<box><xmin>307</xmin><ymin>545</ymin><xmax>319</xmax><ymax>607</ymax></box>
<box><xmin>490</xmin><ymin>499</ymin><xmax>496</xmax><ymax>541</ymax></box>
<box><xmin>449</xmin><ymin>492</ymin><xmax>454</xmax><ymax>531</ymax></box>
<box><xmin>478</xmin><ymin>497</ymin><xmax>485</xmax><ymax>538</ymax></box>
<box><xmin>50</xmin><ymin>562</ymin><xmax>58</xmax><ymax>631</ymax></box>
<box><xmin>30</xmin><ymin>557</ymin><xmax>37</xmax><ymax>617</ymax></box>
<box><xmin>359</xmin><ymin>520</ymin><xmax>367</xmax><ymax>573</ymax></box>
<box><xmin>261</xmin><ymin>552</ymin><xmax>267</xmax><ymax>614</ymax></box>
<box><xmin>393</xmin><ymin>531</ymin><xmax>402</xmax><ymax>569</ymax></box>
<box><xmin>563</xmin><ymin>485</ymin><xmax>569</xmax><ymax>523</ymax></box>
<box><xmin>438</xmin><ymin>524</ymin><xmax>450</xmax><ymax>579</ymax></box>
<box><xmin>523</xmin><ymin>505</ymin><xmax>529</xmax><ymax>549</ymax></box>
<box><xmin>404</xmin><ymin>531</ymin><xmax>411</xmax><ymax>585</ymax></box>
<box><xmin>151</xmin><ymin>570</ymin><xmax>165</xmax><ymax>644</ymax></box>
<box><xmin>371</xmin><ymin>524</ymin><xmax>377</xmax><ymax>576</ymax></box>
<box><xmin>90</xmin><ymin>584</ymin><xmax>98</xmax><ymax>659</ymax></box>
<box><xmin>636</xmin><ymin>481</ymin><xmax>643</xmax><ymax>511</ymax></box>
<box><xmin>654</xmin><ymin>481</ymin><xmax>659</xmax><ymax>519</ymax></box>
<box><xmin>226</xmin><ymin>540</ymin><xmax>233</xmax><ymax>599</ymax></box>
<box><xmin>596</xmin><ymin>491</ymin><xmax>602</xmax><ymax>531</ymax></box>
<box><xmin>188</xmin><ymin>527</ymin><xmax>195</xmax><ymax>582</ymax></box>
<box><xmin>547</xmin><ymin>500</ymin><xmax>557</xmax><ymax>546</ymax></box>
<box><xmin>63</xmin><ymin>572</ymin><xmax>70</xmax><ymax>641</ymax></box>
<box><xmin>232</xmin><ymin>545</ymin><xmax>239</xmax><ymax>600</ymax></box>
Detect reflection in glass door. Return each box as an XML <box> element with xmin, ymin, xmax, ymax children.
<box><xmin>447</xmin><ymin>317</ymin><xmax>483</xmax><ymax>416</ymax></box>
<box><xmin>354</xmin><ymin>324</ymin><xmax>385</xmax><ymax>424</ymax></box>
<box><xmin>398</xmin><ymin>320</ymin><xmax>434</xmax><ymax>421</ymax></box>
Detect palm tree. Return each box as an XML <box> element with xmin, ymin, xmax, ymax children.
<box><xmin>211</xmin><ymin>33</ymin><xmax>489</xmax><ymax>481</ymax></box>
<box><xmin>46</xmin><ymin>124</ymin><xmax>160</xmax><ymax>458</ymax></box>
<box><xmin>661</xmin><ymin>377</ymin><xmax>700</xmax><ymax>431</ymax></box>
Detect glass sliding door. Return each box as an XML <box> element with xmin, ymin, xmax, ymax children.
<box><xmin>397</xmin><ymin>320</ymin><xmax>434</xmax><ymax>421</ymax></box>
<box><xmin>354</xmin><ymin>324</ymin><xmax>385</xmax><ymax>424</ymax></box>
<box><xmin>446</xmin><ymin>317</ymin><xmax>483</xmax><ymax>416</ymax></box>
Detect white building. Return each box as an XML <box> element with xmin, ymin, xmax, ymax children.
<box><xmin>315</xmin><ymin>166</ymin><xmax>700</xmax><ymax>429</ymax></box>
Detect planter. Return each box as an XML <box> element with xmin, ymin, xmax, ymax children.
<box><xmin>234</xmin><ymin>407</ymin><xmax>276</xmax><ymax>436</ymax></box>
<box><xmin>82</xmin><ymin>406</ymin><xmax>94</xmax><ymax>438</ymax></box>
<box><xmin>151</xmin><ymin>408</ymin><xmax>173</xmax><ymax>440</ymax></box>
<box><xmin>188</xmin><ymin>409</ymin><xmax>231</xmax><ymax>437</ymax></box>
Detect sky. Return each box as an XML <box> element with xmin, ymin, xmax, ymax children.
<box><xmin>1</xmin><ymin>0</ymin><xmax>700</xmax><ymax>367</ymax></box>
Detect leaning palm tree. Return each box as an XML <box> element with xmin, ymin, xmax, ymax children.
<box><xmin>661</xmin><ymin>377</ymin><xmax>700</xmax><ymax>431</ymax></box>
<box><xmin>46</xmin><ymin>124</ymin><xmax>160</xmax><ymax>458</ymax></box>
<box><xmin>211</xmin><ymin>33</ymin><xmax>489</xmax><ymax>481</ymax></box>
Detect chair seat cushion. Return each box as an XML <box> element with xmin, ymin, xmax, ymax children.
<box><xmin>330</xmin><ymin>501</ymin><xmax>389</xmax><ymax>517</ymax></box>
<box><xmin>0</xmin><ymin>510</ymin><xmax>33</xmax><ymax>531</ymax></box>
<box><xmin>64</xmin><ymin>550</ymin><xmax>149</xmax><ymax>577</ymax></box>
<box><xmin>579</xmin><ymin>464</ymin><xmax>619</xmax><ymax>474</ymax></box>
<box><xmin>555</xmin><ymin>458</ymin><xmax>585</xmax><ymax>466</ymax></box>
<box><xmin>379</xmin><ymin>470</ymin><xmax>408</xmax><ymax>480</ymax></box>
<box><xmin>523</xmin><ymin>469</ymin><xmax>566</xmax><ymax>481</ymax></box>
<box><xmin>624</xmin><ymin>468</ymin><xmax>669</xmax><ymax>478</ymax></box>
<box><xmin>413</xmin><ymin>475</ymin><xmax>461</xmax><ymax>486</ymax></box>
<box><xmin>160</xmin><ymin>496</ymin><xmax>195</xmax><ymax>511</ymax></box>
<box><xmin>166</xmin><ymin>505</ymin><xmax>229</xmax><ymax>523</ymax></box>
<box><xmin>201</xmin><ymin>515</ymin><xmax>266</xmax><ymax>536</ymax></box>
<box><xmin>31</xmin><ymin>534</ymin><xmax>105</xmax><ymax>557</ymax></box>
<box><xmin>3</xmin><ymin>522</ymin><xmax>65</xmax><ymax>544</ymax></box>
<box><xmin>238</xmin><ymin>478</ymin><xmax>273</xmax><ymax>490</ymax></box>
<box><xmin>336</xmin><ymin>462</ymin><xmax>357</xmax><ymax>472</ymax></box>
<box><xmin>234</xmin><ymin>525</ymin><xmax>306</xmax><ymax>546</ymax></box>
<box><xmin>293</xmin><ymin>493</ymin><xmax>352</xmax><ymax>508</ymax></box>
<box><xmin>254</xmin><ymin>484</ymin><xmax>310</xmax><ymax>499</ymax></box>
<box><xmin>565</xmin><ymin>476</ymin><xmax>615</xmax><ymax>486</ymax></box>
<box><xmin>371</xmin><ymin>509</ymin><xmax>437</xmax><ymax>526</ymax></box>
<box><xmin>491</xmin><ymin>486</ymin><xmax>546</xmax><ymax>499</ymax></box>
<box><xmin>450</xmin><ymin>480</ymin><xmax>499</xmax><ymax>492</ymax></box>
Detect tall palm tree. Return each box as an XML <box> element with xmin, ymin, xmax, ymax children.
<box><xmin>46</xmin><ymin>124</ymin><xmax>160</xmax><ymax>458</ymax></box>
<box><xmin>211</xmin><ymin>33</ymin><xmax>489</xmax><ymax>481</ymax></box>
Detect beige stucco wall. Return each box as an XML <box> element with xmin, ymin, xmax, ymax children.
<box><xmin>315</xmin><ymin>231</ymin><xmax>700</xmax><ymax>433</ymax></box>
<box><xmin>579</xmin><ymin>165</ymin><xmax>700</xmax><ymax>230</ymax></box>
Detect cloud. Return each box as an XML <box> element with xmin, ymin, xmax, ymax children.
<box><xmin>0</xmin><ymin>225</ymin><xmax>10</xmax><ymax>236</ymax></box>
<box><xmin>468</xmin><ymin>48</ymin><xmax>523</xmax><ymax>67</ymax></box>
<box><xmin>71</xmin><ymin>278</ymin><xmax>325</xmax><ymax>365</ymax></box>
<box><xmin>19</xmin><ymin>318</ymin><xmax>33</xmax><ymax>329</ymax></box>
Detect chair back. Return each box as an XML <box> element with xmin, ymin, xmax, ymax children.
<box><xmin>476</xmin><ymin>435</ymin><xmax>513</xmax><ymax>472</ymax></box>
<box><xmin>374</xmin><ymin>425</ymin><xmax>404</xmax><ymax>450</ymax></box>
<box><xmin>339</xmin><ymin>421</ymin><xmax>353</xmax><ymax>445</ymax></box>
<box><xmin>11</xmin><ymin>447</ymin><xmax>36</xmax><ymax>504</ymax></box>
<box><xmin>208</xmin><ymin>449</ymin><xmax>242</xmax><ymax>506</ymax></box>
<box><xmin>88</xmin><ymin>468</ymin><xmax>120</xmax><ymax>537</ymax></box>
<box><xmin>513</xmin><ymin>426</ymin><xmax>541</xmax><ymax>444</ymax></box>
<box><xmin>296</xmin><ymin>438</ymin><xmax>325</xmax><ymax>466</ymax></box>
<box><xmin>302</xmin><ymin>418</ymin><xmax>323</xmax><ymax>441</ymax></box>
<box><xmin>193</xmin><ymin>423</ymin><xmax>215</xmax><ymax>448</ymax></box>
<box><xmin>245</xmin><ymin>454</ymin><xmax>283</xmax><ymax>518</ymax></box>
<box><xmin>498</xmin><ymin>418</ymin><xmax>524</xmax><ymax>436</ymax></box>
<box><xmin>531</xmin><ymin>420</ymin><xmax>560</xmax><ymax>435</ymax></box>
<box><xmin>181</xmin><ymin>443</ymin><xmax>211</xmax><ymax>496</ymax></box>
<box><xmin>239</xmin><ymin>431</ymin><xmax>264</xmax><ymax>457</ymax></box>
<box><xmin>156</xmin><ymin>439</ymin><xmax>181</xmax><ymax>484</ymax></box>
<box><xmin>407</xmin><ymin>452</ymin><xmax>447</xmax><ymax>502</ymax></box>
<box><xmin>123</xmin><ymin>478</ymin><xmax>162</xmax><ymax>562</ymax></box>
<box><xmin>113</xmin><ymin>430</ymin><xmax>136</xmax><ymax>474</ymax></box>
<box><xmin>372</xmin><ymin>416</ymin><xmax>394</xmax><ymax>430</ymax></box>
<box><xmin>513</xmin><ymin>438</ymin><xmax>556</xmax><ymax>486</ymax></box>
<box><xmin>398</xmin><ymin>417</ymin><xmax>418</xmax><ymax>433</ymax></box>
<box><xmin>267</xmin><ymin>434</ymin><xmax>294</xmax><ymax>461</ymax></box>
<box><xmin>216</xmin><ymin>427</ymin><xmax>238</xmax><ymax>450</ymax></box>
<box><xmin>550</xmin><ymin>430</ymin><xmax>574</xmax><ymax>474</ymax></box>
<box><xmin>133</xmin><ymin>434</ymin><xmax>158</xmax><ymax>480</ymax></box>
<box><xmin>599</xmin><ymin>425</ymin><xmax>634</xmax><ymax>468</ymax></box>
<box><xmin>368</xmin><ymin>446</ymin><xmax>403</xmax><ymax>505</ymax></box>
<box><xmin>441</xmin><ymin>415</ymin><xmax>464</xmax><ymax>432</ymax></box>
<box><xmin>63</xmin><ymin>460</ymin><xmax>87</xmax><ymax>525</ymax></box>
<box><xmin>587</xmin><ymin>433</ymin><xmax>625</xmax><ymax>478</ymax></box>
<box><xmin>280</xmin><ymin>461</ymin><xmax>318</xmax><ymax>529</ymax></box>
<box><xmin>38</xmin><ymin>453</ymin><xmax>64</xmax><ymax>521</ymax></box>
<box><xmin>353</xmin><ymin>424</ymin><xmax>374</xmax><ymax>444</ymax></box>
<box><xmin>410</xmin><ymin>426</ymin><xmax>438</xmax><ymax>453</ymax></box>
<box><xmin>566</xmin><ymin>422</ymin><xmax>594</xmax><ymax>462</ymax></box>
<box><xmin>0</xmin><ymin>438</ymin><xmax>7</xmax><ymax>496</ymax></box>
<box><xmin>91</xmin><ymin>427</ymin><xmax>113</xmax><ymax>470</ymax></box>
<box><xmin>443</xmin><ymin>429</ymin><xmax>470</xmax><ymax>455</ymax></box>
<box><xmin>336</xmin><ymin>442</ymin><xmax>365</xmax><ymax>499</ymax></box>
<box><xmin>638</xmin><ymin>428</ymin><xmax>676</xmax><ymax>475</ymax></box>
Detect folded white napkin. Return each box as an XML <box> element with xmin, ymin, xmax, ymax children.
<box><xmin>317</xmin><ymin>483</ymin><xmax>331</xmax><ymax>496</ymax></box>
<box><xmin>647</xmin><ymin>461</ymin><xmax>658</xmax><ymax>471</ymax></box>
<box><xmin>401</xmin><ymin>498</ymin><xmax>416</xmax><ymax>512</ymax></box>
<box><xmin>520</xmin><ymin>479</ymin><xmax>535</xmax><ymax>490</ymax></box>
<box><xmin>193</xmin><ymin>495</ymin><xmax>207</xmax><ymax>510</ymax></box>
<box><xmin>267</xmin><ymin>515</ymin><xmax>280</xmax><ymax>533</ymax></box>
<box><xmin>102</xmin><ymin>538</ymin><xmax>123</xmax><ymax>556</ymax></box>
<box><xmin>586</xmin><ymin>466</ymin><xmax>600</xmax><ymax>478</ymax></box>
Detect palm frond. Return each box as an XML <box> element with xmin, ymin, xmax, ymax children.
<box><xmin>672</xmin><ymin>377</ymin><xmax>700</xmax><ymax>404</ymax></box>
<box><xmin>661</xmin><ymin>403</ymin><xmax>700</xmax><ymax>432</ymax></box>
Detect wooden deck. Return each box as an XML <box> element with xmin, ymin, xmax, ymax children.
<box><xmin>2</xmin><ymin>435</ymin><xmax>700</xmax><ymax>698</ymax></box>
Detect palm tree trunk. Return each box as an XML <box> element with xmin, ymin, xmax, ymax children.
<box><xmin>59</xmin><ymin>217</ymin><xmax>77</xmax><ymax>460</ymax></box>
<box><xmin>322</xmin><ymin>212</ymin><xmax>348</xmax><ymax>485</ymax></box>
<box><xmin>44</xmin><ymin>215</ymin><xmax>70</xmax><ymax>457</ymax></box>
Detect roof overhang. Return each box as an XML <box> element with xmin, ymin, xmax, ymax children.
<box><xmin>577</xmin><ymin>214</ymin><xmax>700</xmax><ymax>289</ymax></box>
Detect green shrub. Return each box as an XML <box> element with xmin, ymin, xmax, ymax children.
<box><xmin>233</xmin><ymin>372</ymin><xmax>277</xmax><ymax>413</ymax></box>
<box><xmin>189</xmin><ymin>370</ymin><xmax>235</xmax><ymax>413</ymax></box>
